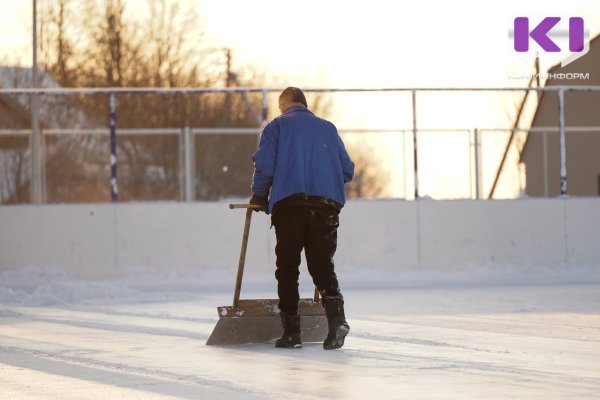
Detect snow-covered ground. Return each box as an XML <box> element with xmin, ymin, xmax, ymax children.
<box><xmin>2</xmin><ymin>269</ymin><xmax>600</xmax><ymax>399</ymax></box>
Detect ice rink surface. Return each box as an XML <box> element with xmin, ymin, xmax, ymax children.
<box><xmin>1</xmin><ymin>271</ymin><xmax>600</xmax><ymax>400</ymax></box>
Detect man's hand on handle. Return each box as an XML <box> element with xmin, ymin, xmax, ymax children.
<box><xmin>249</xmin><ymin>193</ymin><xmax>268</xmax><ymax>213</ymax></box>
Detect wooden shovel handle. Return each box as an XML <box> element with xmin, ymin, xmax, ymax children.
<box><xmin>230</xmin><ymin>203</ymin><xmax>321</xmax><ymax>307</ymax></box>
<box><xmin>233</xmin><ymin>207</ymin><xmax>253</xmax><ymax>306</ymax></box>
<box><xmin>229</xmin><ymin>204</ymin><xmax>263</xmax><ymax>209</ymax></box>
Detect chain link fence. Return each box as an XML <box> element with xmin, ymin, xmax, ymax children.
<box><xmin>0</xmin><ymin>87</ymin><xmax>599</xmax><ymax>204</ymax></box>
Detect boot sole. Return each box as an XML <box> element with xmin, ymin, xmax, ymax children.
<box><xmin>323</xmin><ymin>323</ymin><xmax>350</xmax><ymax>350</ymax></box>
<box><xmin>275</xmin><ymin>343</ymin><xmax>302</xmax><ymax>349</ymax></box>
<box><xmin>275</xmin><ymin>334</ymin><xmax>302</xmax><ymax>349</ymax></box>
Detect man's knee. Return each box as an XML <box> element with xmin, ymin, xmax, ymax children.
<box><xmin>275</xmin><ymin>267</ymin><xmax>300</xmax><ymax>282</ymax></box>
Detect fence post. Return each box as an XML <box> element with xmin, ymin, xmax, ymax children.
<box><xmin>261</xmin><ymin>89</ymin><xmax>268</xmax><ymax>126</ymax></box>
<box><xmin>558</xmin><ymin>88</ymin><xmax>567</xmax><ymax>196</ymax></box>
<box><xmin>30</xmin><ymin>97</ymin><xmax>43</xmax><ymax>204</ymax></box>
<box><xmin>184</xmin><ymin>126</ymin><xmax>195</xmax><ymax>202</ymax></box>
<box><xmin>30</xmin><ymin>0</ymin><xmax>43</xmax><ymax>204</ymax></box>
<box><xmin>542</xmin><ymin>131</ymin><xmax>549</xmax><ymax>197</ymax></box>
<box><xmin>474</xmin><ymin>128</ymin><xmax>481</xmax><ymax>200</ymax></box>
<box><xmin>254</xmin><ymin>89</ymin><xmax>268</xmax><ymax>151</ymax></box>
<box><xmin>402</xmin><ymin>130</ymin><xmax>407</xmax><ymax>199</ymax></box>
<box><xmin>411</xmin><ymin>89</ymin><xmax>419</xmax><ymax>200</ymax></box>
<box><xmin>109</xmin><ymin>93</ymin><xmax>118</xmax><ymax>202</ymax></box>
<box><xmin>179</xmin><ymin>128</ymin><xmax>185</xmax><ymax>201</ymax></box>
<box><xmin>41</xmin><ymin>128</ymin><xmax>47</xmax><ymax>203</ymax></box>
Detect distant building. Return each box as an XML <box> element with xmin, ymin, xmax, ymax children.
<box><xmin>520</xmin><ymin>35</ymin><xmax>600</xmax><ymax>197</ymax></box>
<box><xmin>0</xmin><ymin>67</ymin><xmax>62</xmax><ymax>128</ymax></box>
<box><xmin>0</xmin><ymin>66</ymin><xmax>91</xmax><ymax>129</ymax></box>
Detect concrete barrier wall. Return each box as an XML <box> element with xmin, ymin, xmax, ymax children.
<box><xmin>1</xmin><ymin>199</ymin><xmax>599</xmax><ymax>277</ymax></box>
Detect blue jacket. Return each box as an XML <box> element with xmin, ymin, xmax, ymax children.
<box><xmin>252</xmin><ymin>106</ymin><xmax>355</xmax><ymax>213</ymax></box>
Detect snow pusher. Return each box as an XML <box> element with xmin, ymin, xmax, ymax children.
<box><xmin>206</xmin><ymin>204</ymin><xmax>328</xmax><ymax>345</ymax></box>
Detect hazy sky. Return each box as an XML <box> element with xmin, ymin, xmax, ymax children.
<box><xmin>0</xmin><ymin>0</ymin><xmax>598</xmax><ymax>198</ymax></box>
<box><xmin>2</xmin><ymin>1</ymin><xmax>598</xmax><ymax>91</ymax></box>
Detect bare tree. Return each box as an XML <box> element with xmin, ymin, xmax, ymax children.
<box><xmin>345</xmin><ymin>144</ymin><xmax>390</xmax><ymax>199</ymax></box>
<box><xmin>39</xmin><ymin>0</ymin><xmax>77</xmax><ymax>84</ymax></box>
<box><xmin>34</xmin><ymin>0</ymin><xmax>261</xmax><ymax>202</ymax></box>
<box><xmin>1</xmin><ymin>0</ymin><xmax>335</xmax><ymax>203</ymax></box>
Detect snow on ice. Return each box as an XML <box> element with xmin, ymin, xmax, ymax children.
<box><xmin>1</xmin><ymin>266</ymin><xmax>600</xmax><ymax>399</ymax></box>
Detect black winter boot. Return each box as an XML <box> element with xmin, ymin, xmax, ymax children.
<box><xmin>323</xmin><ymin>300</ymin><xmax>350</xmax><ymax>350</ymax></box>
<box><xmin>275</xmin><ymin>312</ymin><xmax>302</xmax><ymax>348</ymax></box>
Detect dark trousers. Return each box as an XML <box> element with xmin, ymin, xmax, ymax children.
<box><xmin>272</xmin><ymin>204</ymin><xmax>344</xmax><ymax>314</ymax></box>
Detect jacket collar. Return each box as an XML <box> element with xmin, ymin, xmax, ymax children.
<box><xmin>283</xmin><ymin>105</ymin><xmax>312</xmax><ymax>115</ymax></box>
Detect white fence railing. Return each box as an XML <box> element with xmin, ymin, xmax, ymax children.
<box><xmin>1</xmin><ymin>86</ymin><xmax>599</xmax><ymax>203</ymax></box>
<box><xmin>1</xmin><ymin>126</ymin><xmax>599</xmax><ymax>202</ymax></box>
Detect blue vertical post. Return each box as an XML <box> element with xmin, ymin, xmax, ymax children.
<box><xmin>109</xmin><ymin>93</ymin><xmax>118</xmax><ymax>202</ymax></box>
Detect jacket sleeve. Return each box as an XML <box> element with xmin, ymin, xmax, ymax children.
<box><xmin>251</xmin><ymin>121</ymin><xmax>278</xmax><ymax>196</ymax></box>
<box><xmin>337</xmin><ymin>134</ymin><xmax>355</xmax><ymax>183</ymax></box>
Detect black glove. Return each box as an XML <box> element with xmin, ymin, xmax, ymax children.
<box><xmin>249</xmin><ymin>193</ymin><xmax>268</xmax><ymax>213</ymax></box>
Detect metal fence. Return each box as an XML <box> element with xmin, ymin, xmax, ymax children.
<box><xmin>0</xmin><ymin>86</ymin><xmax>599</xmax><ymax>204</ymax></box>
